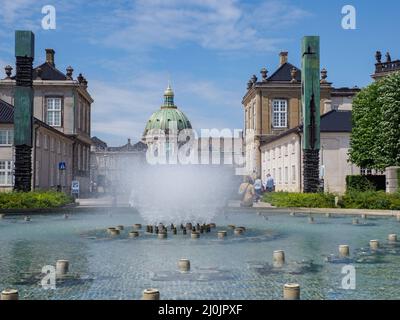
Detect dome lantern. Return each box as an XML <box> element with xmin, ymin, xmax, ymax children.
<box><xmin>163</xmin><ymin>84</ymin><xmax>175</xmax><ymax>108</ymax></box>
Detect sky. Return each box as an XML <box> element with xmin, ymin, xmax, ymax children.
<box><xmin>0</xmin><ymin>0</ymin><xmax>399</xmax><ymax>146</ymax></box>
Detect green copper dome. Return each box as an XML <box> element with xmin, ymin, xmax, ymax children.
<box><xmin>143</xmin><ymin>85</ymin><xmax>192</xmax><ymax>137</ymax></box>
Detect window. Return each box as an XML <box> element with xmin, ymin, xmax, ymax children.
<box><xmin>361</xmin><ymin>168</ymin><xmax>372</xmax><ymax>175</ymax></box>
<box><xmin>292</xmin><ymin>165</ymin><xmax>296</xmax><ymax>183</ymax></box>
<box><xmin>272</xmin><ymin>99</ymin><xmax>287</xmax><ymax>128</ymax></box>
<box><xmin>252</xmin><ymin>102</ymin><xmax>256</xmax><ymax>130</ymax></box>
<box><xmin>284</xmin><ymin>144</ymin><xmax>288</xmax><ymax>156</ymax></box>
<box><xmin>291</xmin><ymin>142</ymin><xmax>295</xmax><ymax>154</ymax></box>
<box><xmin>278</xmin><ymin>146</ymin><xmax>282</xmax><ymax>158</ymax></box>
<box><xmin>0</xmin><ymin>161</ymin><xmax>13</xmax><ymax>185</ymax></box>
<box><xmin>36</xmin><ymin>132</ymin><xmax>40</xmax><ymax>147</ymax></box>
<box><xmin>46</xmin><ymin>97</ymin><xmax>62</xmax><ymax>127</ymax></box>
<box><xmin>57</xmin><ymin>140</ymin><xmax>61</xmax><ymax>154</ymax></box>
<box><xmin>278</xmin><ymin>168</ymin><xmax>282</xmax><ymax>184</ymax></box>
<box><xmin>284</xmin><ymin>166</ymin><xmax>288</xmax><ymax>184</ymax></box>
<box><xmin>43</xmin><ymin>135</ymin><xmax>49</xmax><ymax>150</ymax></box>
<box><xmin>0</xmin><ymin>130</ymin><xmax>13</xmax><ymax>145</ymax></box>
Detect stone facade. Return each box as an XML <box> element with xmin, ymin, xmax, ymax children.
<box><xmin>0</xmin><ymin>49</ymin><xmax>93</xmax><ymax>193</ymax></box>
<box><xmin>0</xmin><ymin>100</ymin><xmax>74</xmax><ymax>191</ymax></box>
<box><xmin>242</xmin><ymin>52</ymin><xmax>333</xmax><ymax>176</ymax></box>
<box><xmin>260</xmin><ymin>110</ymin><xmax>360</xmax><ymax>194</ymax></box>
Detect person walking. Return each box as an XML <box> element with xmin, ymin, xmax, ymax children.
<box><xmin>265</xmin><ymin>173</ymin><xmax>275</xmax><ymax>192</ymax></box>
<box><xmin>253</xmin><ymin>176</ymin><xmax>263</xmax><ymax>202</ymax></box>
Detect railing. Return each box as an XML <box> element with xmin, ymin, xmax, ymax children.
<box><xmin>375</xmin><ymin>60</ymin><xmax>400</xmax><ymax>73</ymax></box>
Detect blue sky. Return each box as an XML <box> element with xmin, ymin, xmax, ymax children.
<box><xmin>1</xmin><ymin>0</ymin><xmax>399</xmax><ymax>146</ymax></box>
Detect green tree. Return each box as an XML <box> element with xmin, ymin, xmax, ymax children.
<box><xmin>349</xmin><ymin>72</ymin><xmax>400</xmax><ymax>170</ymax></box>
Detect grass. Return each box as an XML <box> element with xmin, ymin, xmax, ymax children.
<box><xmin>0</xmin><ymin>191</ymin><xmax>74</xmax><ymax>209</ymax></box>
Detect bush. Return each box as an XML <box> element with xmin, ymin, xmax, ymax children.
<box><xmin>262</xmin><ymin>192</ymin><xmax>335</xmax><ymax>208</ymax></box>
<box><xmin>341</xmin><ymin>190</ymin><xmax>400</xmax><ymax>210</ymax></box>
<box><xmin>0</xmin><ymin>191</ymin><xmax>74</xmax><ymax>209</ymax></box>
<box><xmin>346</xmin><ymin>175</ymin><xmax>386</xmax><ymax>192</ymax></box>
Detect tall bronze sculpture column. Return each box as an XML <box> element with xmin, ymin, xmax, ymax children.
<box><xmin>13</xmin><ymin>31</ymin><xmax>35</xmax><ymax>192</ymax></box>
<box><xmin>301</xmin><ymin>36</ymin><xmax>320</xmax><ymax>193</ymax></box>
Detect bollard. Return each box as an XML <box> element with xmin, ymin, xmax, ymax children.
<box><xmin>283</xmin><ymin>283</ymin><xmax>300</xmax><ymax>300</ymax></box>
<box><xmin>370</xmin><ymin>240</ymin><xmax>379</xmax><ymax>250</ymax></box>
<box><xmin>158</xmin><ymin>231</ymin><xmax>167</xmax><ymax>239</ymax></box>
<box><xmin>191</xmin><ymin>231</ymin><xmax>200</xmax><ymax>239</ymax></box>
<box><xmin>142</xmin><ymin>288</ymin><xmax>160</xmax><ymax>300</ymax></box>
<box><xmin>339</xmin><ymin>245</ymin><xmax>350</xmax><ymax>257</ymax></box>
<box><xmin>218</xmin><ymin>231</ymin><xmax>227</xmax><ymax>239</ymax></box>
<box><xmin>178</xmin><ymin>259</ymin><xmax>190</xmax><ymax>272</ymax></box>
<box><xmin>110</xmin><ymin>228</ymin><xmax>120</xmax><ymax>236</ymax></box>
<box><xmin>56</xmin><ymin>260</ymin><xmax>69</xmax><ymax>276</ymax></box>
<box><xmin>116</xmin><ymin>225</ymin><xmax>124</xmax><ymax>231</ymax></box>
<box><xmin>234</xmin><ymin>228</ymin><xmax>244</xmax><ymax>236</ymax></box>
<box><xmin>388</xmin><ymin>234</ymin><xmax>397</xmax><ymax>242</ymax></box>
<box><xmin>107</xmin><ymin>227</ymin><xmax>116</xmax><ymax>234</ymax></box>
<box><xmin>273</xmin><ymin>250</ymin><xmax>285</xmax><ymax>267</ymax></box>
<box><xmin>129</xmin><ymin>231</ymin><xmax>139</xmax><ymax>238</ymax></box>
<box><xmin>1</xmin><ymin>289</ymin><xmax>19</xmax><ymax>300</ymax></box>
<box><xmin>133</xmin><ymin>224</ymin><xmax>142</xmax><ymax>230</ymax></box>
<box><xmin>352</xmin><ymin>218</ymin><xmax>359</xmax><ymax>225</ymax></box>
<box><xmin>308</xmin><ymin>216</ymin><xmax>314</xmax><ymax>224</ymax></box>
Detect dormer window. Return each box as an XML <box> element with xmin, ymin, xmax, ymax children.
<box><xmin>46</xmin><ymin>97</ymin><xmax>62</xmax><ymax>127</ymax></box>
<box><xmin>272</xmin><ymin>99</ymin><xmax>287</xmax><ymax>128</ymax></box>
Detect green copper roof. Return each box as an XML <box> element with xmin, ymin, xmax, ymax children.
<box><xmin>143</xmin><ymin>85</ymin><xmax>192</xmax><ymax>137</ymax></box>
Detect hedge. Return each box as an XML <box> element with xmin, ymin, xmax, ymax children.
<box><xmin>262</xmin><ymin>192</ymin><xmax>335</xmax><ymax>208</ymax></box>
<box><xmin>0</xmin><ymin>191</ymin><xmax>74</xmax><ymax>209</ymax></box>
<box><xmin>346</xmin><ymin>175</ymin><xmax>386</xmax><ymax>192</ymax></box>
<box><xmin>341</xmin><ymin>190</ymin><xmax>400</xmax><ymax>210</ymax></box>
<box><xmin>262</xmin><ymin>190</ymin><xmax>400</xmax><ymax>210</ymax></box>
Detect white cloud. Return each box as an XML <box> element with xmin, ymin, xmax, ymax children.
<box><xmin>98</xmin><ymin>0</ymin><xmax>309</xmax><ymax>53</ymax></box>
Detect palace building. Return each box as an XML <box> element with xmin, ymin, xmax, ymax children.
<box><xmin>242</xmin><ymin>51</ymin><xmax>359</xmax><ymax>180</ymax></box>
<box><xmin>0</xmin><ymin>49</ymin><xmax>93</xmax><ymax>192</ymax></box>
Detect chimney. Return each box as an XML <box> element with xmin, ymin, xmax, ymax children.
<box><xmin>279</xmin><ymin>51</ymin><xmax>288</xmax><ymax>66</ymax></box>
<box><xmin>45</xmin><ymin>49</ymin><xmax>55</xmax><ymax>67</ymax></box>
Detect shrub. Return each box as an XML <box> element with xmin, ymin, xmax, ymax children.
<box><xmin>345</xmin><ymin>175</ymin><xmax>386</xmax><ymax>192</ymax></box>
<box><xmin>341</xmin><ymin>190</ymin><xmax>400</xmax><ymax>210</ymax></box>
<box><xmin>0</xmin><ymin>191</ymin><xmax>74</xmax><ymax>209</ymax></box>
<box><xmin>262</xmin><ymin>192</ymin><xmax>335</xmax><ymax>208</ymax></box>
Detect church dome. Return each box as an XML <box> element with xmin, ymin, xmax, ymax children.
<box><xmin>143</xmin><ymin>85</ymin><xmax>192</xmax><ymax>138</ymax></box>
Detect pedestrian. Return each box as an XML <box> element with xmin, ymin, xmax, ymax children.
<box><xmin>253</xmin><ymin>176</ymin><xmax>263</xmax><ymax>202</ymax></box>
<box><xmin>265</xmin><ymin>173</ymin><xmax>275</xmax><ymax>192</ymax></box>
<box><xmin>238</xmin><ymin>176</ymin><xmax>255</xmax><ymax>207</ymax></box>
